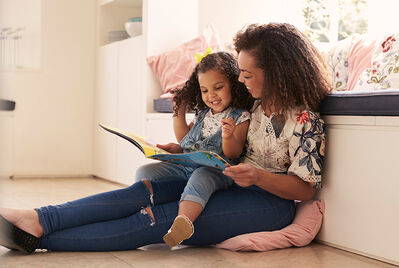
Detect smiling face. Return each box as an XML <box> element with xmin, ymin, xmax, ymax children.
<box><xmin>198</xmin><ymin>69</ymin><xmax>232</xmax><ymax>114</ymax></box>
<box><xmin>237</xmin><ymin>50</ymin><xmax>264</xmax><ymax>99</ymax></box>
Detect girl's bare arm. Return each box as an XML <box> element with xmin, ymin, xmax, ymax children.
<box><xmin>173</xmin><ymin>105</ymin><xmax>192</xmax><ymax>142</ymax></box>
<box><xmin>221</xmin><ymin>118</ymin><xmax>250</xmax><ymax>159</ymax></box>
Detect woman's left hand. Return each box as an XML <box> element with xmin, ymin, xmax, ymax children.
<box><xmin>223</xmin><ymin>163</ymin><xmax>260</xmax><ymax>187</ymax></box>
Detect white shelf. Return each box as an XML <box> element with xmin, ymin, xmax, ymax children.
<box><xmin>99</xmin><ymin>34</ymin><xmax>143</xmax><ymax>48</ymax></box>
<box><xmin>146</xmin><ymin>112</ymin><xmax>195</xmax><ymax>121</ymax></box>
<box><xmin>99</xmin><ymin>0</ymin><xmax>142</xmax><ymax>8</ymax></box>
<box><xmin>97</xmin><ymin>0</ymin><xmax>143</xmax><ymax>46</ymax></box>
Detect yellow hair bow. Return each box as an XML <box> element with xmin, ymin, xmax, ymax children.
<box><xmin>194</xmin><ymin>47</ymin><xmax>213</xmax><ymax>63</ymax></box>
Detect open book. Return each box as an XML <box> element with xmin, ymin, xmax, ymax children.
<box><xmin>99</xmin><ymin>124</ymin><xmax>231</xmax><ymax>170</ymax></box>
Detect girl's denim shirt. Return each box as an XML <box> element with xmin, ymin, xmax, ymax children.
<box><xmin>179</xmin><ymin>107</ymin><xmax>245</xmax><ymax>165</ymax></box>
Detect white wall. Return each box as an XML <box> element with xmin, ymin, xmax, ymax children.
<box><xmin>0</xmin><ymin>0</ymin><xmax>95</xmax><ymax>177</ymax></box>
<box><xmin>198</xmin><ymin>0</ymin><xmax>303</xmax><ymax>48</ymax></box>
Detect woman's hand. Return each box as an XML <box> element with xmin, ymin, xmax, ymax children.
<box><xmin>223</xmin><ymin>163</ymin><xmax>260</xmax><ymax>187</ymax></box>
<box><xmin>221</xmin><ymin>118</ymin><xmax>236</xmax><ymax>139</ymax></box>
<box><xmin>156</xmin><ymin>143</ymin><xmax>183</xmax><ymax>154</ymax></box>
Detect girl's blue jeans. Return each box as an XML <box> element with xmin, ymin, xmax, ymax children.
<box><xmin>35</xmin><ymin>173</ymin><xmax>295</xmax><ymax>251</ymax></box>
<box><xmin>136</xmin><ymin>163</ymin><xmax>233</xmax><ymax>208</ymax></box>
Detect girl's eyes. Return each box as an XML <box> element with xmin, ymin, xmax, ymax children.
<box><xmin>201</xmin><ymin>85</ymin><xmax>223</xmax><ymax>93</ymax></box>
<box><xmin>243</xmin><ymin>76</ymin><xmax>252</xmax><ymax>79</ymax></box>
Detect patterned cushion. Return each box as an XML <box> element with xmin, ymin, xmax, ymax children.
<box><xmin>355</xmin><ymin>33</ymin><xmax>399</xmax><ymax>90</ymax></box>
<box><xmin>325</xmin><ymin>37</ymin><xmax>353</xmax><ymax>91</ymax></box>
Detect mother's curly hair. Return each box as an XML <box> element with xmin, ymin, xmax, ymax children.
<box><xmin>172</xmin><ymin>51</ymin><xmax>254</xmax><ymax>116</ymax></box>
<box><xmin>234</xmin><ymin>23</ymin><xmax>332</xmax><ymax>114</ymax></box>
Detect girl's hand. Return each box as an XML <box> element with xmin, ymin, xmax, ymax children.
<box><xmin>221</xmin><ymin>118</ymin><xmax>236</xmax><ymax>139</ymax></box>
<box><xmin>156</xmin><ymin>143</ymin><xmax>183</xmax><ymax>153</ymax></box>
<box><xmin>223</xmin><ymin>163</ymin><xmax>260</xmax><ymax>187</ymax></box>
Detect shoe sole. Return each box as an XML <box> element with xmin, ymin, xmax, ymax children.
<box><xmin>0</xmin><ymin>215</ymin><xmax>38</xmax><ymax>254</ymax></box>
<box><xmin>163</xmin><ymin>216</ymin><xmax>193</xmax><ymax>247</ymax></box>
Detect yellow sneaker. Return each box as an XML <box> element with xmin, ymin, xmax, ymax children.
<box><xmin>163</xmin><ymin>215</ymin><xmax>194</xmax><ymax>247</ymax></box>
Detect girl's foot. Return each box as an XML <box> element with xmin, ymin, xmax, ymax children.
<box><xmin>163</xmin><ymin>215</ymin><xmax>194</xmax><ymax>247</ymax></box>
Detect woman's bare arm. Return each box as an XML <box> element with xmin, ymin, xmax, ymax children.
<box><xmin>223</xmin><ymin>163</ymin><xmax>316</xmax><ymax>201</ymax></box>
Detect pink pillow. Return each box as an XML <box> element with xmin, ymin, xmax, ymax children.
<box><xmin>146</xmin><ymin>25</ymin><xmax>221</xmax><ymax>94</ymax></box>
<box><xmin>347</xmin><ymin>36</ymin><xmax>377</xmax><ymax>91</ymax></box>
<box><xmin>214</xmin><ymin>200</ymin><xmax>325</xmax><ymax>251</ymax></box>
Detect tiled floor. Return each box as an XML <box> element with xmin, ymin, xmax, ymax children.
<box><xmin>0</xmin><ymin>177</ymin><xmax>396</xmax><ymax>268</ymax></box>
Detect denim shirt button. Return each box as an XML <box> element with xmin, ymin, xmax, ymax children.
<box><xmin>194</xmin><ymin>143</ymin><xmax>199</xmax><ymax>149</ymax></box>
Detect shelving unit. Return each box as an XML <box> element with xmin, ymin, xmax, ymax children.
<box><xmin>94</xmin><ymin>0</ymin><xmax>198</xmax><ymax>184</ymax></box>
<box><xmin>97</xmin><ymin>0</ymin><xmax>143</xmax><ymax>46</ymax></box>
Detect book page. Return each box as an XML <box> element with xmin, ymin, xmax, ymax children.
<box><xmin>130</xmin><ymin>133</ymin><xmax>169</xmax><ymax>157</ymax></box>
<box><xmin>99</xmin><ymin>124</ymin><xmax>169</xmax><ymax>156</ymax></box>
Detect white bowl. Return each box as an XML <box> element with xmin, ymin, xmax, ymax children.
<box><xmin>125</xmin><ymin>21</ymin><xmax>142</xmax><ymax>37</ymax></box>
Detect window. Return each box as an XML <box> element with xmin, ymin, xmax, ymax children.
<box><xmin>302</xmin><ymin>0</ymin><xmax>368</xmax><ymax>43</ymax></box>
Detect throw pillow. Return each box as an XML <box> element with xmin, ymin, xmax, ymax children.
<box><xmin>146</xmin><ymin>25</ymin><xmax>221</xmax><ymax>94</ymax></box>
<box><xmin>325</xmin><ymin>37</ymin><xmax>353</xmax><ymax>91</ymax></box>
<box><xmin>347</xmin><ymin>35</ymin><xmax>377</xmax><ymax>91</ymax></box>
<box><xmin>355</xmin><ymin>33</ymin><xmax>399</xmax><ymax>90</ymax></box>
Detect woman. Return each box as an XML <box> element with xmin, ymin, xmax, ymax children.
<box><xmin>0</xmin><ymin>23</ymin><xmax>331</xmax><ymax>253</ymax></box>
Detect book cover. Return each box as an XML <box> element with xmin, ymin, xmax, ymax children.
<box><xmin>99</xmin><ymin>124</ymin><xmax>231</xmax><ymax>170</ymax></box>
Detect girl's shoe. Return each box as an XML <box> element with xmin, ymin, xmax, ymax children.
<box><xmin>0</xmin><ymin>215</ymin><xmax>39</xmax><ymax>254</ymax></box>
<box><xmin>163</xmin><ymin>215</ymin><xmax>194</xmax><ymax>247</ymax></box>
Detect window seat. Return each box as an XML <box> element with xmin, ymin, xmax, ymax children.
<box><xmin>320</xmin><ymin>89</ymin><xmax>399</xmax><ymax>116</ymax></box>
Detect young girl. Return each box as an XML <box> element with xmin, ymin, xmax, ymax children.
<box><xmin>136</xmin><ymin>51</ymin><xmax>254</xmax><ymax>247</ymax></box>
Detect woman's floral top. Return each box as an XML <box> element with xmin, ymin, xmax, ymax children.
<box><xmin>242</xmin><ymin>101</ymin><xmax>326</xmax><ymax>188</ymax></box>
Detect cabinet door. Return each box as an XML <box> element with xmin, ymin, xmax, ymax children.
<box><xmin>145</xmin><ymin>117</ymin><xmax>175</xmax><ymax>145</ymax></box>
<box><xmin>145</xmin><ymin>113</ymin><xmax>195</xmax><ymax>145</ymax></box>
<box><xmin>93</xmin><ymin>44</ymin><xmax>118</xmax><ymax>181</ymax></box>
<box><xmin>116</xmin><ymin>37</ymin><xmax>148</xmax><ymax>185</ymax></box>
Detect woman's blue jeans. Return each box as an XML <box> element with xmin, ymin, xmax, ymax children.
<box><xmin>35</xmin><ymin>176</ymin><xmax>295</xmax><ymax>251</ymax></box>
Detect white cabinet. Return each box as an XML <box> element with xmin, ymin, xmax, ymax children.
<box><xmin>94</xmin><ymin>36</ymin><xmax>147</xmax><ymax>185</ymax></box>
<box><xmin>116</xmin><ymin>36</ymin><xmax>147</xmax><ymax>185</ymax></box>
<box><xmin>145</xmin><ymin>113</ymin><xmax>195</xmax><ymax>145</ymax></box>
<box><xmin>93</xmin><ymin>43</ymin><xmax>118</xmax><ymax>181</ymax></box>
<box><xmin>94</xmin><ymin>0</ymin><xmax>198</xmax><ymax>184</ymax></box>
<box><xmin>316</xmin><ymin>116</ymin><xmax>399</xmax><ymax>265</ymax></box>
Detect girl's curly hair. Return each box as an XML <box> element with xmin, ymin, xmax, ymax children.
<box><xmin>172</xmin><ymin>51</ymin><xmax>254</xmax><ymax>116</ymax></box>
<box><xmin>234</xmin><ymin>23</ymin><xmax>332</xmax><ymax>114</ymax></box>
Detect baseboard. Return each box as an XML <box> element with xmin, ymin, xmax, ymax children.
<box><xmin>9</xmin><ymin>174</ymin><xmax>94</xmax><ymax>179</ymax></box>
<box><xmin>315</xmin><ymin>239</ymin><xmax>399</xmax><ymax>266</ymax></box>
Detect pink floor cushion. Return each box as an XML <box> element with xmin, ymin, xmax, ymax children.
<box><xmin>214</xmin><ymin>200</ymin><xmax>325</xmax><ymax>251</ymax></box>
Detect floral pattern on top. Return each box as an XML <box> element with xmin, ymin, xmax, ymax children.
<box><xmin>192</xmin><ymin>107</ymin><xmax>250</xmax><ymax>138</ymax></box>
<box><xmin>242</xmin><ymin>101</ymin><xmax>326</xmax><ymax>189</ymax></box>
